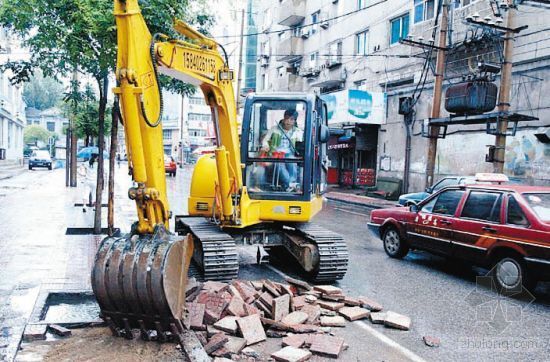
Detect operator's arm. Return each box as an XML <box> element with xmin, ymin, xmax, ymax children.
<box><xmin>261</xmin><ymin>126</ymin><xmax>276</xmax><ymax>152</ymax></box>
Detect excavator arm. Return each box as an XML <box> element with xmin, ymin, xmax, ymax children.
<box><xmin>113</xmin><ymin>0</ymin><xmax>242</xmax><ymax>233</ymax></box>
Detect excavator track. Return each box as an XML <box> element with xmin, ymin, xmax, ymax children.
<box><xmin>176</xmin><ymin>217</ymin><xmax>239</xmax><ymax>282</ymax></box>
<box><xmin>293</xmin><ymin>223</ymin><xmax>349</xmax><ymax>283</ymax></box>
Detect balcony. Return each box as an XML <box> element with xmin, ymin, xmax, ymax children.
<box><xmin>277</xmin><ymin>0</ymin><xmax>306</xmax><ymax>27</ymax></box>
<box><xmin>299</xmin><ymin>66</ymin><xmax>321</xmax><ymax>78</ymax></box>
<box><xmin>311</xmin><ymin>66</ymin><xmax>347</xmax><ymax>88</ymax></box>
<box><xmin>276</xmin><ymin>36</ymin><xmax>304</xmax><ymax>62</ymax></box>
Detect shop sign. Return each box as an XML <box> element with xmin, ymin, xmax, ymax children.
<box><xmin>328</xmin><ymin>143</ymin><xmax>352</xmax><ymax>150</ymax></box>
<box><xmin>321</xmin><ymin>89</ymin><xmax>387</xmax><ymax>126</ymax></box>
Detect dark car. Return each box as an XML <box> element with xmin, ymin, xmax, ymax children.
<box><xmin>29</xmin><ymin>150</ymin><xmax>52</xmax><ymax>170</ymax></box>
<box><xmin>164</xmin><ymin>155</ymin><xmax>177</xmax><ymax>177</ymax></box>
<box><xmin>369</xmin><ymin>183</ymin><xmax>550</xmax><ymax>293</ymax></box>
<box><xmin>398</xmin><ymin>175</ymin><xmax>476</xmax><ymax>206</ymax></box>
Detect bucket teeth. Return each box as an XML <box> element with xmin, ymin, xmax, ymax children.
<box><xmin>91</xmin><ymin>227</ymin><xmax>193</xmax><ymax>339</ymax></box>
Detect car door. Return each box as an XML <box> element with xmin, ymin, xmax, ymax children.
<box><xmin>452</xmin><ymin>190</ymin><xmax>504</xmax><ymax>264</ymax></box>
<box><xmin>405</xmin><ymin>189</ymin><xmax>465</xmax><ymax>255</ymax></box>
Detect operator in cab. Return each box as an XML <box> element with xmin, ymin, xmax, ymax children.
<box><xmin>260</xmin><ymin>109</ymin><xmax>303</xmax><ymax>191</ymax></box>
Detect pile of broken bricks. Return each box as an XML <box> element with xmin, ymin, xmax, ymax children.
<box><xmin>183</xmin><ymin>276</ymin><xmax>411</xmax><ymax>361</ymax></box>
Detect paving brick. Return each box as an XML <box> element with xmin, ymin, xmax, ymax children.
<box><xmin>320</xmin><ymin>308</ymin><xmax>336</xmax><ymax>316</ymax></box>
<box><xmin>291</xmin><ymin>295</ymin><xmax>307</xmax><ymax>311</ymax></box>
<box><xmin>233</xmin><ymin>280</ymin><xmax>258</xmax><ymax>303</ymax></box>
<box><xmin>384</xmin><ymin>311</ymin><xmax>411</xmax><ymax>330</ymax></box>
<box><xmin>250</xmin><ymin>281</ymin><xmax>263</xmax><ymax>290</ymax></box>
<box><xmin>423</xmin><ymin>336</ymin><xmax>441</xmax><ymax>347</ymax></box>
<box><xmin>227</xmin><ymin>285</ymin><xmax>241</xmax><ymax>298</ymax></box>
<box><xmin>263</xmin><ymin>279</ymin><xmax>281</xmax><ymax>297</ymax></box>
<box><xmin>48</xmin><ymin>324</ymin><xmax>71</xmax><ymax>337</ymax></box>
<box><xmin>214</xmin><ymin>316</ymin><xmax>239</xmax><ymax>334</ymax></box>
<box><xmin>197</xmin><ymin>292</ymin><xmax>229</xmax><ymax>323</ymax></box>
<box><xmin>272</xmin><ymin>346</ymin><xmax>312</xmax><ymax>362</ymax></box>
<box><xmin>23</xmin><ymin>324</ymin><xmax>47</xmax><ymax>341</ymax></box>
<box><xmin>338</xmin><ymin>306</ymin><xmax>370</xmax><ymax>321</ymax></box>
<box><xmin>279</xmin><ymin>283</ymin><xmax>295</xmax><ymax>296</ymax></box>
<box><xmin>223</xmin><ymin>336</ymin><xmax>247</xmax><ymax>354</ymax></box>
<box><xmin>272</xmin><ymin>294</ymin><xmax>290</xmax><ymax>321</ymax></box>
<box><xmin>203</xmin><ymin>281</ymin><xmax>228</xmax><ymax>293</ymax></box>
<box><xmin>317</xmin><ymin>300</ymin><xmax>345</xmax><ymax>311</ymax></box>
<box><xmin>259</xmin><ymin>291</ymin><xmax>274</xmax><ymax>309</ymax></box>
<box><xmin>320</xmin><ymin>316</ymin><xmax>346</xmax><ymax>327</ymax></box>
<box><xmin>343</xmin><ymin>296</ymin><xmax>362</xmax><ymax>306</ymax></box>
<box><xmin>267</xmin><ymin>329</ymin><xmax>288</xmax><ymax>338</ymax></box>
<box><xmin>358</xmin><ymin>296</ymin><xmax>383</xmax><ymax>311</ymax></box>
<box><xmin>282</xmin><ymin>334</ymin><xmax>310</xmax><ymax>348</ymax></box>
<box><xmin>369</xmin><ymin>312</ymin><xmax>387</xmax><ymax>324</ymax></box>
<box><xmin>282</xmin><ymin>311</ymin><xmax>308</xmax><ymax>325</ymax></box>
<box><xmin>185</xmin><ymin>302</ymin><xmax>206</xmax><ymax>330</ymax></box>
<box><xmin>207</xmin><ymin>325</ymin><xmax>224</xmax><ymax>338</ymax></box>
<box><xmin>255</xmin><ymin>300</ymin><xmax>272</xmax><ymax>318</ymax></box>
<box><xmin>313</xmin><ymin>285</ymin><xmax>342</xmax><ymax>295</ymax></box>
<box><xmin>288</xmin><ymin>324</ymin><xmax>320</xmax><ymax>334</ymax></box>
<box><xmin>226</xmin><ymin>296</ymin><xmax>246</xmax><ymax>317</ymax></box>
<box><xmin>195</xmin><ymin>331</ymin><xmax>208</xmax><ymax>346</ymax></box>
<box><xmin>284</xmin><ymin>276</ymin><xmax>312</xmax><ymax>291</ymax></box>
<box><xmin>204</xmin><ymin>332</ymin><xmax>229</xmax><ymax>354</ymax></box>
<box><xmin>304</xmin><ymin>295</ymin><xmax>317</xmax><ymax>304</ymax></box>
<box><xmin>260</xmin><ymin>317</ymin><xmax>290</xmax><ymax>331</ymax></box>
<box><xmin>244</xmin><ymin>303</ymin><xmax>261</xmax><ymax>316</ymax></box>
<box><xmin>301</xmin><ymin>304</ymin><xmax>321</xmax><ymax>323</ymax></box>
<box><xmin>237</xmin><ymin>314</ymin><xmax>267</xmax><ymax>346</ymax></box>
<box><xmin>321</xmin><ymin>294</ymin><xmax>344</xmax><ymax>302</ymax></box>
<box><xmin>309</xmin><ymin>335</ymin><xmax>344</xmax><ymax>358</ymax></box>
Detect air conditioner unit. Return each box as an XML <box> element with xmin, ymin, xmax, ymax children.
<box><xmin>332</xmin><ymin>0</ymin><xmax>338</xmax><ymax>3</ymax></box>
<box><xmin>259</xmin><ymin>56</ymin><xmax>270</xmax><ymax>67</ymax></box>
<box><xmin>300</xmin><ymin>30</ymin><xmax>310</xmax><ymax>39</ymax></box>
<box><xmin>320</xmin><ymin>19</ymin><xmax>329</xmax><ymax>29</ymax></box>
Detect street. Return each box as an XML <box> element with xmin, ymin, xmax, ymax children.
<box><xmin>0</xmin><ymin>165</ymin><xmax>548</xmax><ymax>361</ymax></box>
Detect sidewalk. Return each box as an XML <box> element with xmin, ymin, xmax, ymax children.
<box><xmin>0</xmin><ymin>164</ymin><xmax>26</xmax><ymax>181</ymax></box>
<box><xmin>325</xmin><ymin>186</ymin><xmax>398</xmax><ymax>209</ymax></box>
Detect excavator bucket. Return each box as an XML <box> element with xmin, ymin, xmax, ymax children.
<box><xmin>91</xmin><ymin>227</ymin><xmax>193</xmax><ymax>340</ymax></box>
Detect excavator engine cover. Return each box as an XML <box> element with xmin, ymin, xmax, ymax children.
<box><xmin>91</xmin><ymin>226</ymin><xmax>193</xmax><ymax>339</ymax></box>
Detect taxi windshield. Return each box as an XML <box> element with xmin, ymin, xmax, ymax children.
<box><xmin>523</xmin><ymin>192</ymin><xmax>550</xmax><ymax>222</ymax></box>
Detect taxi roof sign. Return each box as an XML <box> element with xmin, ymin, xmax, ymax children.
<box><xmin>474</xmin><ymin>173</ymin><xmax>509</xmax><ymax>184</ymax></box>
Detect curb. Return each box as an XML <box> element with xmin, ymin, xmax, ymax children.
<box><xmin>324</xmin><ymin>195</ymin><xmax>389</xmax><ymax>210</ymax></box>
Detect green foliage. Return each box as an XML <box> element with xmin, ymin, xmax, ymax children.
<box><xmin>24</xmin><ymin>125</ymin><xmax>50</xmax><ymax>144</ymax></box>
<box><xmin>23</xmin><ymin>71</ymin><xmax>64</xmax><ymax>110</ymax></box>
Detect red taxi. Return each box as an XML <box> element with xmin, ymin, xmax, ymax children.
<box><xmin>368</xmin><ymin>183</ymin><xmax>550</xmax><ymax>293</ymax></box>
<box><xmin>164</xmin><ymin>155</ymin><xmax>177</xmax><ymax>177</ymax></box>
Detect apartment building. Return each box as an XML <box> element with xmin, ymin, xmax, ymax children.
<box><xmin>255</xmin><ymin>0</ymin><xmax>550</xmax><ymax>190</ymax></box>
<box><xmin>0</xmin><ymin>28</ymin><xmax>26</xmax><ymax>165</ymax></box>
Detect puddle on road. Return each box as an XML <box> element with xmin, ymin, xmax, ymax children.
<box><xmin>40</xmin><ymin>293</ymin><xmax>100</xmax><ymax>324</ymax></box>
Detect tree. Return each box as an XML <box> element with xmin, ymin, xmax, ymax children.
<box><xmin>23</xmin><ymin>125</ymin><xmax>50</xmax><ymax>145</ymax></box>
<box><xmin>22</xmin><ymin>71</ymin><xmax>64</xmax><ymax>110</ymax></box>
<box><xmin>0</xmin><ymin>0</ymin><xmax>213</xmax><ymax>233</ymax></box>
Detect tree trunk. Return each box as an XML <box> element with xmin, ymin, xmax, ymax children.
<box><xmin>94</xmin><ymin>75</ymin><xmax>109</xmax><ymax>234</ymax></box>
<box><xmin>108</xmin><ymin>102</ymin><xmax>119</xmax><ymax>236</ymax></box>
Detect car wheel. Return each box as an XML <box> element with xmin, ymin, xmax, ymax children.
<box><xmin>383</xmin><ymin>226</ymin><xmax>409</xmax><ymax>259</ymax></box>
<box><xmin>492</xmin><ymin>256</ymin><xmax>536</xmax><ymax>294</ymax></box>
<box><xmin>29</xmin><ymin>165</ymin><xmax>32</xmax><ymax>170</ymax></box>
<box><xmin>48</xmin><ymin>165</ymin><xmax>52</xmax><ymax>170</ymax></box>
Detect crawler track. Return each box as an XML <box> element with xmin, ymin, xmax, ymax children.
<box><xmin>176</xmin><ymin>217</ymin><xmax>239</xmax><ymax>282</ymax></box>
<box><xmin>294</xmin><ymin>223</ymin><xmax>349</xmax><ymax>282</ymax></box>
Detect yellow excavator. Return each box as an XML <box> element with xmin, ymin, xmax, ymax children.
<box><xmin>92</xmin><ymin>0</ymin><xmax>348</xmax><ymax>339</ymax></box>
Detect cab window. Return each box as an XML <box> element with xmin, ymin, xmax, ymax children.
<box><xmin>507</xmin><ymin>196</ymin><xmax>529</xmax><ymax>226</ymax></box>
<box><xmin>421</xmin><ymin>190</ymin><xmax>464</xmax><ymax>216</ymax></box>
<box><xmin>432</xmin><ymin>177</ymin><xmax>457</xmax><ymax>192</ymax></box>
<box><xmin>461</xmin><ymin>192</ymin><xmax>502</xmax><ymax>222</ymax></box>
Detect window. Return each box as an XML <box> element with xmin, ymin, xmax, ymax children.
<box><xmin>7</xmin><ymin>121</ymin><xmax>12</xmax><ymax>148</ymax></box>
<box><xmin>423</xmin><ymin>190</ymin><xmax>464</xmax><ymax>215</ymax></box>
<box><xmin>188</xmin><ymin>113</ymin><xmax>211</xmax><ymax>122</ymax></box>
<box><xmin>189</xmin><ymin>97</ymin><xmax>205</xmax><ymax>105</ymax></box>
<box><xmin>354</xmin><ymin>79</ymin><xmax>368</xmax><ymax>91</ymax></box>
<box><xmin>414</xmin><ymin>0</ymin><xmax>435</xmax><ymax>23</ymax></box>
<box><xmin>163</xmin><ymin>129</ymin><xmax>172</xmax><ymax>141</ymax></box>
<box><xmin>47</xmin><ymin>122</ymin><xmax>55</xmax><ymax>132</ymax></box>
<box><xmin>390</xmin><ymin>13</ymin><xmax>409</xmax><ymax>45</ymax></box>
<box><xmin>432</xmin><ymin>177</ymin><xmax>458</xmax><ymax>192</ymax></box>
<box><xmin>328</xmin><ymin>41</ymin><xmax>343</xmax><ymax>65</ymax></box>
<box><xmin>311</xmin><ymin>11</ymin><xmax>320</xmax><ymax>34</ymax></box>
<box><xmin>309</xmin><ymin>52</ymin><xmax>318</xmax><ymax>68</ymax></box>
<box><xmin>522</xmin><ymin>193</ymin><xmax>550</xmax><ymax>222</ymax></box>
<box><xmin>461</xmin><ymin>192</ymin><xmax>502</xmax><ymax>222</ymax></box>
<box><xmin>507</xmin><ymin>196</ymin><xmax>529</xmax><ymax>226</ymax></box>
<box><xmin>358</xmin><ymin>0</ymin><xmax>368</xmax><ymax>9</ymax></box>
<box><xmin>355</xmin><ymin>30</ymin><xmax>369</xmax><ymax>55</ymax></box>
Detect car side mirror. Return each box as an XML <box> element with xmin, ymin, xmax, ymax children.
<box><xmin>410</xmin><ymin>204</ymin><xmax>419</xmax><ymax>213</ymax></box>
<box><xmin>425</xmin><ymin>187</ymin><xmax>432</xmax><ymax>193</ymax></box>
<box><xmin>319</xmin><ymin>125</ymin><xmax>330</xmax><ymax>143</ymax></box>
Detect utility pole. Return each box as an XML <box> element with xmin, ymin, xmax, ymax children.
<box><xmin>235</xmin><ymin>9</ymin><xmax>245</xmax><ymax>111</ymax></box>
<box><xmin>107</xmin><ymin>102</ymin><xmax>119</xmax><ymax>236</ymax></box>
<box><xmin>493</xmin><ymin>1</ymin><xmax>515</xmax><ymax>173</ymax></box>
<box><xmin>180</xmin><ymin>94</ymin><xmax>184</xmax><ymax>168</ymax></box>
<box><xmin>424</xmin><ymin>0</ymin><xmax>450</xmax><ymax>188</ymax></box>
<box><xmin>70</xmin><ymin>70</ymin><xmax>78</xmax><ymax>187</ymax></box>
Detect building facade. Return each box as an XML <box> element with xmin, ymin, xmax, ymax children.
<box><xmin>255</xmin><ymin>0</ymin><xmax>550</xmax><ymax>190</ymax></box>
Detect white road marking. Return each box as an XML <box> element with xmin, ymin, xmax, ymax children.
<box><xmin>265</xmin><ymin>263</ymin><xmax>427</xmax><ymax>362</ymax></box>
<box><xmin>334</xmin><ymin>207</ymin><xmax>367</xmax><ymax>217</ymax></box>
<box><xmin>355</xmin><ymin>321</ymin><xmax>427</xmax><ymax>362</ymax></box>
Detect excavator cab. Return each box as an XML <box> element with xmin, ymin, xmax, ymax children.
<box><xmin>241</xmin><ymin>93</ymin><xmax>330</xmax><ymax>201</ymax></box>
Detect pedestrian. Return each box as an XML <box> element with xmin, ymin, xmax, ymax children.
<box><xmin>89</xmin><ymin>153</ymin><xmax>98</xmax><ymax>168</ymax></box>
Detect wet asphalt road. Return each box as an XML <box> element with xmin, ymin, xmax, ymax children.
<box><xmin>1</xmin><ymin>165</ymin><xmax>549</xmax><ymax>361</ymax></box>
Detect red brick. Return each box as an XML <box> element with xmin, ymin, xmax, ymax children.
<box><xmin>226</xmin><ymin>296</ymin><xmax>246</xmax><ymax>317</ymax></box>
<box><xmin>266</xmin><ymin>329</ymin><xmax>288</xmax><ymax>338</ymax></box>
<box><xmin>423</xmin><ymin>336</ymin><xmax>441</xmax><ymax>347</ymax></box>
<box><xmin>313</xmin><ymin>285</ymin><xmax>342</xmax><ymax>295</ymax></box>
<box><xmin>48</xmin><ymin>324</ymin><xmax>71</xmax><ymax>337</ymax></box>
<box><xmin>338</xmin><ymin>306</ymin><xmax>370</xmax><ymax>321</ymax></box>
<box><xmin>271</xmin><ymin>346</ymin><xmax>312</xmax><ymax>362</ymax></box>
<box><xmin>237</xmin><ymin>314</ymin><xmax>267</xmax><ymax>346</ymax></box>
<box><xmin>260</xmin><ymin>317</ymin><xmax>290</xmax><ymax>331</ymax></box>
<box><xmin>233</xmin><ymin>280</ymin><xmax>258</xmax><ymax>303</ymax></box>
<box><xmin>250</xmin><ymin>281</ymin><xmax>263</xmax><ymax>290</ymax></box>
<box><xmin>214</xmin><ymin>316</ymin><xmax>239</xmax><ymax>334</ymax></box>
<box><xmin>284</xmin><ymin>276</ymin><xmax>312</xmax><ymax>291</ymax></box>
<box><xmin>384</xmin><ymin>311</ymin><xmax>411</xmax><ymax>330</ymax></box>
<box><xmin>320</xmin><ymin>316</ymin><xmax>346</xmax><ymax>327</ymax></box>
<box><xmin>255</xmin><ymin>300</ymin><xmax>273</xmax><ymax>318</ymax></box>
<box><xmin>343</xmin><ymin>296</ymin><xmax>362</xmax><ymax>306</ymax></box>
<box><xmin>244</xmin><ymin>303</ymin><xmax>261</xmax><ymax>317</ymax></box>
<box><xmin>259</xmin><ymin>291</ymin><xmax>274</xmax><ymax>309</ymax></box>
<box><xmin>288</xmin><ymin>324</ymin><xmax>320</xmax><ymax>334</ymax></box>
<box><xmin>195</xmin><ymin>331</ymin><xmax>208</xmax><ymax>346</ymax></box>
<box><xmin>282</xmin><ymin>311</ymin><xmax>308</xmax><ymax>325</ymax></box>
<box><xmin>321</xmin><ymin>294</ymin><xmax>344</xmax><ymax>302</ymax></box>
<box><xmin>291</xmin><ymin>295</ymin><xmax>307</xmax><ymax>311</ymax></box>
<box><xmin>23</xmin><ymin>324</ymin><xmax>47</xmax><ymax>341</ymax></box>
<box><xmin>272</xmin><ymin>294</ymin><xmax>290</xmax><ymax>321</ymax></box>
<box><xmin>263</xmin><ymin>280</ymin><xmax>281</xmax><ymax>297</ymax></box>
<box><xmin>300</xmin><ymin>304</ymin><xmax>321</xmax><ymax>324</ymax></box>
<box><xmin>203</xmin><ymin>281</ymin><xmax>228</xmax><ymax>293</ymax></box>
<box><xmin>309</xmin><ymin>335</ymin><xmax>344</xmax><ymax>358</ymax></box>
<box><xmin>282</xmin><ymin>334</ymin><xmax>307</xmax><ymax>348</ymax></box>
<box><xmin>358</xmin><ymin>296</ymin><xmax>383</xmax><ymax>311</ymax></box>
<box><xmin>223</xmin><ymin>336</ymin><xmax>247</xmax><ymax>354</ymax></box>
<box><xmin>197</xmin><ymin>292</ymin><xmax>229</xmax><ymax>323</ymax></box>
<box><xmin>204</xmin><ymin>333</ymin><xmax>229</xmax><ymax>354</ymax></box>
<box><xmin>185</xmin><ymin>302</ymin><xmax>206</xmax><ymax>330</ymax></box>
<box><xmin>317</xmin><ymin>300</ymin><xmax>345</xmax><ymax>311</ymax></box>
